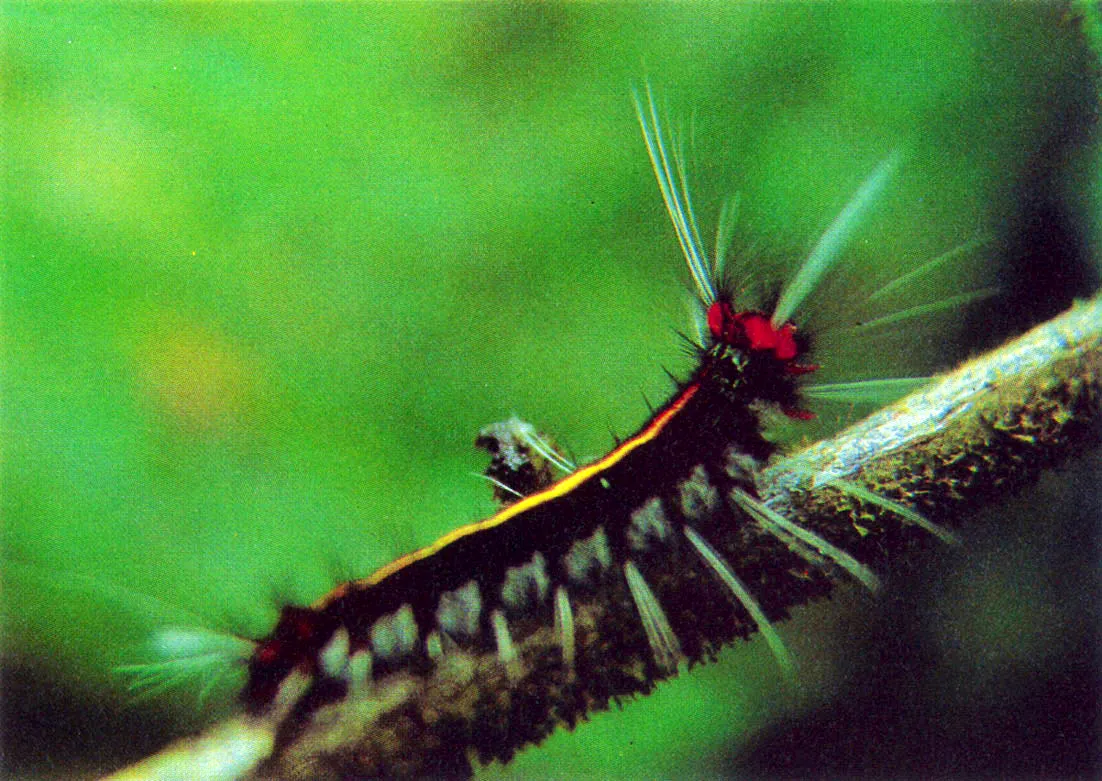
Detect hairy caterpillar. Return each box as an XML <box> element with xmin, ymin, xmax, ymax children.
<box><xmin>236</xmin><ymin>89</ymin><xmax>943</xmax><ymax>718</ymax></box>
<box><xmin>238</xmin><ymin>88</ymin><xmax>932</xmax><ymax>720</ymax></box>
<box><xmin>6</xmin><ymin>6</ymin><xmax>1100</xmax><ymax>779</ymax></box>
<box><xmin>92</xmin><ymin>86</ymin><xmax>1028</xmax><ymax>781</ymax></box>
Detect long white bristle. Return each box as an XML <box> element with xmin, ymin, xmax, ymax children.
<box><xmin>683</xmin><ymin>526</ymin><xmax>796</xmax><ymax>680</ymax></box>
<box><xmin>731</xmin><ymin>488</ymin><xmax>881</xmax><ymax>592</ymax></box>
<box><xmin>554</xmin><ymin>586</ymin><xmax>576</xmax><ymax>670</ymax></box>
<box><xmin>623</xmin><ymin>560</ymin><xmax>683</xmax><ymax>671</ymax></box>
<box><xmin>802</xmin><ymin>377</ymin><xmax>930</xmax><ymax>405</ymax></box>
<box><xmin>518</xmin><ymin>424</ymin><xmax>576</xmax><ymax>473</ymax></box>
<box><xmin>633</xmin><ymin>84</ymin><xmax>717</xmax><ymax>305</ymax></box>
<box><xmin>10</xmin><ymin>562</ymin><xmax>216</xmax><ymax>629</ymax></box>
<box><xmin>713</xmin><ymin>193</ymin><xmax>741</xmax><ymax>284</ymax></box>
<box><xmin>749</xmin><ymin>516</ymin><xmax>829</xmax><ymax>569</ymax></box>
<box><xmin>687</xmin><ymin>295</ymin><xmax>709</xmax><ymax>346</ymax></box>
<box><xmin>865</xmin><ymin>234</ymin><xmax>991</xmax><ymax>303</ymax></box>
<box><xmin>671</xmin><ymin>114</ymin><xmax>710</xmax><ymax>289</ymax></box>
<box><xmin>827</xmin><ymin>479</ymin><xmax>961</xmax><ymax>545</ymax></box>
<box><xmin>491</xmin><ymin>609</ymin><xmax>522</xmax><ymax>682</ymax></box>
<box><xmin>772</xmin><ymin>151</ymin><xmax>901</xmax><ymax>328</ymax></box>
<box><xmin>116</xmin><ymin>626</ymin><xmax>254</xmax><ymax>703</ymax></box>
<box><xmin>854</xmin><ymin>287</ymin><xmax>999</xmax><ymax>332</ymax></box>
<box><xmin>473</xmin><ymin>472</ymin><xmax>525</xmax><ymax>499</ymax></box>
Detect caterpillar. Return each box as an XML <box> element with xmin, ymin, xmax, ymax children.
<box><xmin>241</xmin><ymin>89</ymin><xmax>900</xmax><ymax>713</ymax></box>
<box><xmin>6</xmin><ymin>6</ymin><xmax>1096</xmax><ymax>777</ymax></box>
<box><xmin>97</xmin><ymin>86</ymin><xmax>1020</xmax><ymax>781</ymax></box>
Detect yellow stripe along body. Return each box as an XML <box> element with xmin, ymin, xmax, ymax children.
<box><xmin>313</xmin><ymin>380</ymin><xmax>701</xmax><ymax>609</ymax></box>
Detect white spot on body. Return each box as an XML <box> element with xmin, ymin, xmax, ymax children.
<box><xmin>501</xmin><ymin>551</ymin><xmax>551</xmax><ymax>611</ymax></box>
<box><xmin>318</xmin><ymin>627</ymin><xmax>350</xmax><ymax>678</ymax></box>
<box><xmin>426</xmin><ymin>630</ymin><xmax>444</xmax><ymax>660</ymax></box>
<box><xmin>627</xmin><ymin>497</ymin><xmax>671</xmax><ymax>550</ymax></box>
<box><xmin>272</xmin><ymin>668</ymin><xmax>312</xmax><ymax>718</ymax></box>
<box><xmin>481</xmin><ymin>418</ymin><xmax>539</xmax><ymax>472</ymax></box>
<box><xmin>724</xmin><ymin>446</ymin><xmax>761</xmax><ymax>485</ymax></box>
<box><xmin>345</xmin><ymin>649</ymin><xmax>373</xmax><ymax>694</ymax></box>
<box><xmin>679</xmin><ymin>464</ymin><xmax>719</xmax><ymax>521</ymax></box>
<box><xmin>436</xmin><ymin>580</ymin><xmax>482</xmax><ymax>640</ymax></box>
<box><xmin>563</xmin><ymin>526</ymin><xmax>612</xmax><ymax>584</ymax></box>
<box><xmin>370</xmin><ymin>604</ymin><xmax>418</xmax><ymax>659</ymax></box>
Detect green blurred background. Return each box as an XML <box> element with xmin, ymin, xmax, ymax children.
<box><xmin>4</xmin><ymin>4</ymin><xmax>1099</xmax><ymax>779</ymax></box>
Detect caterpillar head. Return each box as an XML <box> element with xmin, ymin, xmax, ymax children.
<box><xmin>706</xmin><ymin>300</ymin><xmax>800</xmax><ymax>363</ymax></box>
<box><xmin>702</xmin><ymin>297</ymin><xmax>817</xmax><ymax>421</ymax></box>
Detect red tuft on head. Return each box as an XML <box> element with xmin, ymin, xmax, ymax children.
<box><xmin>706</xmin><ymin>301</ymin><xmax>801</xmax><ymax>363</ymax></box>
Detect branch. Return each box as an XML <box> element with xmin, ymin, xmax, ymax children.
<box><xmin>105</xmin><ymin>295</ymin><xmax>1102</xmax><ymax>781</ymax></box>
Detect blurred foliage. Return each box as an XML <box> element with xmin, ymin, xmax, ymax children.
<box><xmin>3</xmin><ymin>4</ymin><xmax>1098</xmax><ymax>779</ymax></box>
